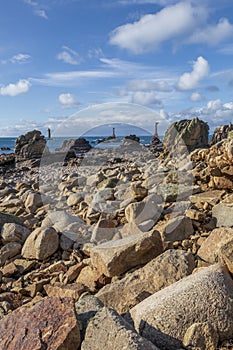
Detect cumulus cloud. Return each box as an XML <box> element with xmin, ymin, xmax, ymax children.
<box><xmin>0</xmin><ymin>79</ymin><xmax>31</xmax><ymax>96</ymax></box>
<box><xmin>190</xmin><ymin>92</ymin><xmax>203</xmax><ymax>102</ymax></box>
<box><xmin>176</xmin><ymin>56</ymin><xmax>210</xmax><ymax>91</ymax></box>
<box><xmin>131</xmin><ymin>91</ymin><xmax>163</xmax><ymax>107</ymax></box>
<box><xmin>58</xmin><ymin>93</ymin><xmax>79</xmax><ymax>108</ymax></box>
<box><xmin>57</xmin><ymin>46</ymin><xmax>82</xmax><ymax>65</ymax></box>
<box><xmin>110</xmin><ymin>2</ymin><xmax>199</xmax><ymax>53</ymax></box>
<box><xmin>187</xmin><ymin>18</ymin><xmax>233</xmax><ymax>46</ymax></box>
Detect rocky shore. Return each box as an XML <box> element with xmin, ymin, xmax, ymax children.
<box><xmin>0</xmin><ymin>119</ymin><xmax>233</xmax><ymax>349</ymax></box>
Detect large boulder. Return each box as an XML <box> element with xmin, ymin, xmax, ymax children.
<box><xmin>90</xmin><ymin>230</ymin><xmax>163</xmax><ymax>277</ymax></box>
<box><xmin>164</xmin><ymin>117</ymin><xmax>209</xmax><ymax>154</ymax></box>
<box><xmin>128</xmin><ymin>264</ymin><xmax>233</xmax><ymax>349</ymax></box>
<box><xmin>22</xmin><ymin>226</ymin><xmax>59</xmax><ymax>260</ymax></box>
<box><xmin>1</xmin><ymin>222</ymin><xmax>30</xmax><ymax>244</ymax></box>
<box><xmin>81</xmin><ymin>307</ymin><xmax>159</xmax><ymax>350</ymax></box>
<box><xmin>96</xmin><ymin>249</ymin><xmax>195</xmax><ymax>314</ymax></box>
<box><xmin>0</xmin><ymin>297</ymin><xmax>80</xmax><ymax>350</ymax></box>
<box><xmin>14</xmin><ymin>130</ymin><xmax>49</xmax><ymax>163</ymax></box>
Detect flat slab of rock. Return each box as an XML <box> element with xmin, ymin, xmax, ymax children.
<box><xmin>212</xmin><ymin>203</ymin><xmax>233</xmax><ymax>227</ymax></box>
<box><xmin>197</xmin><ymin>228</ymin><xmax>233</xmax><ymax>263</ymax></box>
<box><xmin>0</xmin><ymin>297</ymin><xmax>80</xmax><ymax>350</ymax></box>
<box><xmin>90</xmin><ymin>230</ymin><xmax>163</xmax><ymax>277</ymax></box>
<box><xmin>189</xmin><ymin>190</ymin><xmax>225</xmax><ymax>205</ymax></box>
<box><xmin>81</xmin><ymin>307</ymin><xmax>159</xmax><ymax>350</ymax></box>
<box><xmin>128</xmin><ymin>264</ymin><xmax>233</xmax><ymax>349</ymax></box>
<box><xmin>96</xmin><ymin>249</ymin><xmax>195</xmax><ymax>314</ymax></box>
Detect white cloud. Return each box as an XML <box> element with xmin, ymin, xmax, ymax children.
<box><xmin>10</xmin><ymin>53</ymin><xmax>31</xmax><ymax>64</ymax></box>
<box><xmin>58</xmin><ymin>93</ymin><xmax>79</xmax><ymax>108</ymax></box>
<box><xmin>34</xmin><ymin>9</ymin><xmax>48</xmax><ymax>19</ymax></box>
<box><xmin>0</xmin><ymin>79</ymin><xmax>31</xmax><ymax>96</ymax></box>
<box><xmin>57</xmin><ymin>46</ymin><xmax>82</xmax><ymax>65</ymax></box>
<box><xmin>128</xmin><ymin>79</ymin><xmax>172</xmax><ymax>92</ymax></box>
<box><xmin>187</xmin><ymin>18</ymin><xmax>233</xmax><ymax>46</ymax></box>
<box><xmin>176</xmin><ymin>56</ymin><xmax>210</xmax><ymax>91</ymax></box>
<box><xmin>109</xmin><ymin>2</ymin><xmax>204</xmax><ymax>53</ymax></box>
<box><xmin>131</xmin><ymin>91</ymin><xmax>163</xmax><ymax>107</ymax></box>
<box><xmin>118</xmin><ymin>0</ymin><xmax>178</xmax><ymax>4</ymax></box>
<box><xmin>218</xmin><ymin>43</ymin><xmax>233</xmax><ymax>55</ymax></box>
<box><xmin>24</xmin><ymin>0</ymin><xmax>38</xmax><ymax>6</ymax></box>
<box><xmin>190</xmin><ymin>92</ymin><xmax>203</xmax><ymax>102</ymax></box>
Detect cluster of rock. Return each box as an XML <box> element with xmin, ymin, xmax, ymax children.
<box><xmin>191</xmin><ymin>131</ymin><xmax>233</xmax><ymax>190</ymax></box>
<box><xmin>163</xmin><ymin>117</ymin><xmax>209</xmax><ymax>154</ymax></box>
<box><xmin>55</xmin><ymin>138</ymin><xmax>92</xmax><ymax>158</ymax></box>
<box><xmin>14</xmin><ymin>130</ymin><xmax>49</xmax><ymax>167</ymax></box>
<box><xmin>211</xmin><ymin>122</ymin><xmax>233</xmax><ymax>144</ymax></box>
<box><xmin>0</xmin><ymin>119</ymin><xmax>233</xmax><ymax>349</ymax></box>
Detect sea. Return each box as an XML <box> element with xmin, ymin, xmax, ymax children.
<box><xmin>0</xmin><ymin>136</ymin><xmax>155</xmax><ymax>155</ymax></box>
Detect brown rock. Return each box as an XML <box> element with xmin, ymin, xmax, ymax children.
<box><xmin>183</xmin><ymin>322</ymin><xmax>219</xmax><ymax>350</ymax></box>
<box><xmin>219</xmin><ymin>239</ymin><xmax>233</xmax><ymax>274</ymax></box>
<box><xmin>44</xmin><ymin>283</ymin><xmax>87</xmax><ymax>301</ymax></box>
<box><xmin>197</xmin><ymin>228</ymin><xmax>233</xmax><ymax>263</ymax></box>
<box><xmin>0</xmin><ymin>243</ymin><xmax>22</xmax><ymax>266</ymax></box>
<box><xmin>90</xmin><ymin>230</ymin><xmax>163</xmax><ymax>277</ymax></box>
<box><xmin>0</xmin><ymin>297</ymin><xmax>80</xmax><ymax>350</ymax></box>
<box><xmin>96</xmin><ymin>249</ymin><xmax>195</xmax><ymax>314</ymax></box>
<box><xmin>189</xmin><ymin>190</ymin><xmax>225</xmax><ymax>205</ymax></box>
<box><xmin>22</xmin><ymin>226</ymin><xmax>59</xmax><ymax>260</ymax></box>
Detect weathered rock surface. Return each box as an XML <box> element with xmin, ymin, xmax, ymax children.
<box><xmin>0</xmin><ymin>243</ymin><xmax>22</xmax><ymax>266</ymax></box>
<box><xmin>90</xmin><ymin>230</ymin><xmax>163</xmax><ymax>277</ymax></box>
<box><xmin>81</xmin><ymin>307</ymin><xmax>159</xmax><ymax>350</ymax></box>
<box><xmin>183</xmin><ymin>322</ymin><xmax>219</xmax><ymax>350</ymax></box>
<box><xmin>159</xmin><ymin>215</ymin><xmax>194</xmax><ymax>242</ymax></box>
<box><xmin>0</xmin><ymin>297</ymin><xmax>80</xmax><ymax>350</ymax></box>
<box><xmin>212</xmin><ymin>203</ymin><xmax>233</xmax><ymax>227</ymax></box>
<box><xmin>0</xmin><ymin>212</ymin><xmax>23</xmax><ymax>230</ymax></box>
<box><xmin>164</xmin><ymin>117</ymin><xmax>209</xmax><ymax>153</ymax></box>
<box><xmin>14</xmin><ymin>130</ymin><xmax>49</xmax><ymax>163</ymax></box>
<box><xmin>197</xmin><ymin>228</ymin><xmax>233</xmax><ymax>263</ymax></box>
<box><xmin>22</xmin><ymin>226</ymin><xmax>59</xmax><ymax>260</ymax></box>
<box><xmin>96</xmin><ymin>249</ymin><xmax>195</xmax><ymax>314</ymax></box>
<box><xmin>1</xmin><ymin>223</ymin><xmax>30</xmax><ymax>244</ymax></box>
<box><xmin>128</xmin><ymin>264</ymin><xmax>233</xmax><ymax>349</ymax></box>
<box><xmin>211</xmin><ymin>122</ymin><xmax>233</xmax><ymax>144</ymax></box>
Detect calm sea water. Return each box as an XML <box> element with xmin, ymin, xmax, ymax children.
<box><xmin>0</xmin><ymin>136</ymin><xmax>154</xmax><ymax>155</ymax></box>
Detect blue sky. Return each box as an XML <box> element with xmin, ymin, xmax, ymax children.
<box><xmin>0</xmin><ymin>0</ymin><xmax>233</xmax><ymax>136</ymax></box>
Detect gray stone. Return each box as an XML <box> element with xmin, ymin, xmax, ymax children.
<box><xmin>90</xmin><ymin>230</ymin><xmax>163</xmax><ymax>277</ymax></box>
<box><xmin>96</xmin><ymin>249</ymin><xmax>195</xmax><ymax>314</ymax></box>
<box><xmin>75</xmin><ymin>296</ymin><xmax>104</xmax><ymax>341</ymax></box>
<box><xmin>22</xmin><ymin>226</ymin><xmax>59</xmax><ymax>260</ymax></box>
<box><xmin>160</xmin><ymin>215</ymin><xmax>194</xmax><ymax>242</ymax></box>
<box><xmin>81</xmin><ymin>307</ymin><xmax>159</xmax><ymax>350</ymax></box>
<box><xmin>125</xmin><ymin>194</ymin><xmax>162</xmax><ymax>225</ymax></box>
<box><xmin>0</xmin><ymin>212</ymin><xmax>23</xmax><ymax>230</ymax></box>
<box><xmin>128</xmin><ymin>264</ymin><xmax>233</xmax><ymax>349</ymax></box>
<box><xmin>0</xmin><ymin>243</ymin><xmax>22</xmax><ymax>266</ymax></box>
<box><xmin>212</xmin><ymin>203</ymin><xmax>233</xmax><ymax>227</ymax></box>
<box><xmin>189</xmin><ymin>190</ymin><xmax>225</xmax><ymax>206</ymax></box>
<box><xmin>1</xmin><ymin>223</ymin><xmax>30</xmax><ymax>244</ymax></box>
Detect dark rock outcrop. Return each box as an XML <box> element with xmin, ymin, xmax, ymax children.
<box><xmin>164</xmin><ymin>117</ymin><xmax>209</xmax><ymax>153</ymax></box>
<box><xmin>14</xmin><ymin>130</ymin><xmax>49</xmax><ymax>164</ymax></box>
<box><xmin>55</xmin><ymin>138</ymin><xmax>92</xmax><ymax>159</ymax></box>
<box><xmin>211</xmin><ymin>123</ymin><xmax>233</xmax><ymax>145</ymax></box>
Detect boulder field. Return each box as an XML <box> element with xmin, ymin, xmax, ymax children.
<box><xmin>0</xmin><ymin>120</ymin><xmax>233</xmax><ymax>349</ymax></box>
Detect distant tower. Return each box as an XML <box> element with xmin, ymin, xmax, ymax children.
<box><xmin>48</xmin><ymin>127</ymin><xmax>51</xmax><ymax>140</ymax></box>
<box><xmin>112</xmin><ymin>127</ymin><xmax>116</xmax><ymax>138</ymax></box>
<box><xmin>154</xmin><ymin>122</ymin><xmax>159</xmax><ymax>138</ymax></box>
